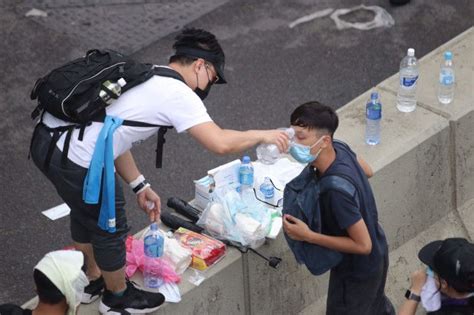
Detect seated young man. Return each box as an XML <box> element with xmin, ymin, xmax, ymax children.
<box><xmin>0</xmin><ymin>250</ymin><xmax>89</xmax><ymax>315</ymax></box>
<box><xmin>282</xmin><ymin>101</ymin><xmax>394</xmax><ymax>315</ymax></box>
<box><xmin>399</xmin><ymin>238</ymin><xmax>474</xmax><ymax>315</ymax></box>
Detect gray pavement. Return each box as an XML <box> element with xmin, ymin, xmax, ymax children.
<box><xmin>0</xmin><ymin>0</ymin><xmax>473</xmax><ymax>305</ymax></box>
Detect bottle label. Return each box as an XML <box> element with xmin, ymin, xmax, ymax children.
<box><xmin>366</xmin><ymin>107</ymin><xmax>381</xmax><ymax>120</ymax></box>
<box><xmin>401</xmin><ymin>75</ymin><xmax>418</xmax><ymax>88</ymax></box>
<box><xmin>439</xmin><ymin>73</ymin><xmax>454</xmax><ymax>85</ymax></box>
<box><xmin>239</xmin><ymin>172</ymin><xmax>254</xmax><ymax>186</ymax></box>
<box><xmin>144</xmin><ymin>235</ymin><xmax>163</xmax><ymax>257</ymax></box>
<box><xmin>260</xmin><ymin>185</ymin><xmax>274</xmax><ymax>198</ymax></box>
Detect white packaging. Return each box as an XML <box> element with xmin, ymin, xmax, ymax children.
<box><xmin>194</xmin><ymin>159</ymin><xmax>241</xmax><ymax>210</ymax></box>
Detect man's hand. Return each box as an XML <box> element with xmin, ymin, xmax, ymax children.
<box><xmin>409</xmin><ymin>269</ymin><xmax>427</xmax><ymax>294</ymax></box>
<box><xmin>261</xmin><ymin>129</ymin><xmax>290</xmax><ymax>153</ymax></box>
<box><xmin>283</xmin><ymin>214</ymin><xmax>311</xmax><ymax>241</ymax></box>
<box><xmin>137</xmin><ymin>187</ymin><xmax>161</xmax><ymax>222</ymax></box>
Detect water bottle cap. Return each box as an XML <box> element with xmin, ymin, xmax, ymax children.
<box><xmin>150</xmin><ymin>223</ymin><xmax>158</xmax><ymax>231</ymax></box>
<box><xmin>370</xmin><ymin>92</ymin><xmax>379</xmax><ymax>100</ymax></box>
<box><xmin>117</xmin><ymin>78</ymin><xmax>127</xmax><ymax>87</ymax></box>
<box><xmin>444</xmin><ymin>51</ymin><xmax>453</xmax><ymax>61</ymax></box>
<box><xmin>407</xmin><ymin>48</ymin><xmax>415</xmax><ymax>57</ymax></box>
<box><xmin>242</xmin><ymin>156</ymin><xmax>251</xmax><ymax>163</ymax></box>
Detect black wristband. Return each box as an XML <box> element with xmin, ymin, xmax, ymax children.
<box><xmin>405</xmin><ymin>289</ymin><xmax>421</xmax><ymax>302</ymax></box>
<box><xmin>132</xmin><ymin>181</ymin><xmax>147</xmax><ymax>194</ymax></box>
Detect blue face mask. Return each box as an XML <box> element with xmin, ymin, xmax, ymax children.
<box><xmin>289</xmin><ymin>136</ymin><xmax>325</xmax><ymax>164</ymax></box>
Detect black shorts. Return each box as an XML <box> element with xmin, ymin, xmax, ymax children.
<box><xmin>30</xmin><ymin>123</ymin><xmax>130</xmax><ymax>272</ymax></box>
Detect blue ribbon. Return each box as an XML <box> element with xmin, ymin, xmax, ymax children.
<box><xmin>83</xmin><ymin>115</ymin><xmax>123</xmax><ymax>233</ymax></box>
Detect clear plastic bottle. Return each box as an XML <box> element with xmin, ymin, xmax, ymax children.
<box><xmin>397</xmin><ymin>48</ymin><xmax>419</xmax><ymax>112</ymax></box>
<box><xmin>256</xmin><ymin>128</ymin><xmax>295</xmax><ymax>164</ymax></box>
<box><xmin>239</xmin><ymin>156</ymin><xmax>254</xmax><ymax>193</ymax></box>
<box><xmin>99</xmin><ymin>78</ymin><xmax>127</xmax><ymax>105</ymax></box>
<box><xmin>365</xmin><ymin>92</ymin><xmax>382</xmax><ymax>145</ymax></box>
<box><xmin>438</xmin><ymin>51</ymin><xmax>455</xmax><ymax>104</ymax></box>
<box><xmin>143</xmin><ymin>223</ymin><xmax>164</xmax><ymax>289</ymax></box>
<box><xmin>259</xmin><ymin>177</ymin><xmax>275</xmax><ymax>199</ymax></box>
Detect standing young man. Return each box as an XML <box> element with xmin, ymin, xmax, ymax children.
<box><xmin>283</xmin><ymin>102</ymin><xmax>394</xmax><ymax>314</ymax></box>
<box><xmin>30</xmin><ymin>28</ymin><xmax>289</xmax><ymax>314</ymax></box>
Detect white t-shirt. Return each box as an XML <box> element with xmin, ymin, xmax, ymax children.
<box><xmin>42</xmin><ymin>68</ymin><xmax>212</xmax><ymax>168</ymax></box>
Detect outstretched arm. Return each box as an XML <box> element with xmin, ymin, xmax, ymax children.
<box><xmin>188</xmin><ymin>121</ymin><xmax>289</xmax><ymax>155</ymax></box>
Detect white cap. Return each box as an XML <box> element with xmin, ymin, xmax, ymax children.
<box><xmin>407</xmin><ymin>48</ymin><xmax>415</xmax><ymax>57</ymax></box>
<box><xmin>117</xmin><ymin>78</ymin><xmax>127</xmax><ymax>87</ymax></box>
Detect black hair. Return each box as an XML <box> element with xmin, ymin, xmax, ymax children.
<box><xmin>290</xmin><ymin>101</ymin><xmax>339</xmax><ymax>137</ymax></box>
<box><xmin>33</xmin><ymin>269</ymin><xmax>65</xmax><ymax>305</ymax></box>
<box><xmin>169</xmin><ymin>28</ymin><xmax>225</xmax><ymax>65</ymax></box>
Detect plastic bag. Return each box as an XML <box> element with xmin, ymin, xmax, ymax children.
<box><xmin>163</xmin><ymin>235</ymin><xmax>192</xmax><ymax>275</ymax></box>
<box><xmin>197</xmin><ymin>186</ymin><xmax>272</xmax><ymax>248</ymax></box>
<box><xmin>125</xmin><ymin>237</ymin><xmax>181</xmax><ymax>283</ymax></box>
<box><xmin>330</xmin><ymin>5</ymin><xmax>394</xmax><ymax>30</ymax></box>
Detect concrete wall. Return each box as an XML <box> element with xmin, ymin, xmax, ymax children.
<box><xmin>39</xmin><ymin>26</ymin><xmax>472</xmax><ymax>315</ymax></box>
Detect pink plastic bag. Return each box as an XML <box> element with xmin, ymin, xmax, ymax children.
<box><xmin>126</xmin><ymin>237</ymin><xmax>180</xmax><ymax>284</ymax></box>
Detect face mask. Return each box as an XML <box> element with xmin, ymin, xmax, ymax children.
<box><xmin>195</xmin><ymin>82</ymin><xmax>211</xmax><ymax>100</ymax></box>
<box><xmin>194</xmin><ymin>65</ymin><xmax>213</xmax><ymax>100</ymax></box>
<box><xmin>289</xmin><ymin>136</ymin><xmax>325</xmax><ymax>164</ymax></box>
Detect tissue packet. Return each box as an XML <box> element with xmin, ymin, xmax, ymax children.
<box><xmin>174</xmin><ymin>228</ymin><xmax>226</xmax><ymax>271</ymax></box>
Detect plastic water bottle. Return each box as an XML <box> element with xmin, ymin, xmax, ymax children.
<box><xmin>438</xmin><ymin>51</ymin><xmax>455</xmax><ymax>104</ymax></box>
<box><xmin>239</xmin><ymin>156</ymin><xmax>254</xmax><ymax>192</ymax></box>
<box><xmin>259</xmin><ymin>177</ymin><xmax>274</xmax><ymax>199</ymax></box>
<box><xmin>365</xmin><ymin>92</ymin><xmax>382</xmax><ymax>145</ymax></box>
<box><xmin>100</xmin><ymin>78</ymin><xmax>127</xmax><ymax>105</ymax></box>
<box><xmin>256</xmin><ymin>128</ymin><xmax>295</xmax><ymax>164</ymax></box>
<box><xmin>143</xmin><ymin>223</ymin><xmax>164</xmax><ymax>289</ymax></box>
<box><xmin>397</xmin><ymin>48</ymin><xmax>419</xmax><ymax>112</ymax></box>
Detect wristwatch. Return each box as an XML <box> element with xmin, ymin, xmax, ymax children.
<box><xmin>405</xmin><ymin>289</ymin><xmax>421</xmax><ymax>302</ymax></box>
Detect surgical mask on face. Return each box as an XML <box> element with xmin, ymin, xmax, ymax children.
<box><xmin>289</xmin><ymin>136</ymin><xmax>325</xmax><ymax>164</ymax></box>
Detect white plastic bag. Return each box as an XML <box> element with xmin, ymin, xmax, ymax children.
<box><xmin>330</xmin><ymin>5</ymin><xmax>394</xmax><ymax>30</ymax></box>
<box><xmin>197</xmin><ymin>186</ymin><xmax>272</xmax><ymax>248</ymax></box>
<box><xmin>163</xmin><ymin>236</ymin><xmax>192</xmax><ymax>275</ymax></box>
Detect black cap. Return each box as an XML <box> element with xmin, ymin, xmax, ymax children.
<box><xmin>418</xmin><ymin>238</ymin><xmax>474</xmax><ymax>293</ymax></box>
<box><xmin>173</xmin><ymin>47</ymin><xmax>226</xmax><ymax>84</ymax></box>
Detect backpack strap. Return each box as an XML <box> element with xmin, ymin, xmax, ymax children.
<box><xmin>152</xmin><ymin>66</ymin><xmax>186</xmax><ymax>84</ymax></box>
<box><xmin>320</xmin><ymin>174</ymin><xmax>359</xmax><ymax>208</ymax></box>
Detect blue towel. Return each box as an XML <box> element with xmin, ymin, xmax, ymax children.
<box><xmin>83</xmin><ymin>115</ymin><xmax>123</xmax><ymax>233</ymax></box>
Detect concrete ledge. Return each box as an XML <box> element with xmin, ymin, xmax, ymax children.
<box><xmin>246</xmin><ymin>232</ymin><xmax>330</xmax><ymax>314</ymax></box>
<box><xmin>378</xmin><ymin>27</ymin><xmax>474</xmax><ymax>207</ymax></box>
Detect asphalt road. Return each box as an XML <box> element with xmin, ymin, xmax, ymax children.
<box><xmin>0</xmin><ymin>0</ymin><xmax>472</xmax><ymax>305</ymax></box>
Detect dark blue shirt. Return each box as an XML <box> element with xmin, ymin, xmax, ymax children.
<box><xmin>318</xmin><ymin>140</ymin><xmax>388</xmax><ymax>278</ymax></box>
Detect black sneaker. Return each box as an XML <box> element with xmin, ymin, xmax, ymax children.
<box><xmin>99</xmin><ymin>280</ymin><xmax>165</xmax><ymax>314</ymax></box>
<box><xmin>82</xmin><ymin>276</ymin><xmax>105</xmax><ymax>304</ymax></box>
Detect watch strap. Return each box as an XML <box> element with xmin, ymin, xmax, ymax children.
<box><xmin>405</xmin><ymin>289</ymin><xmax>421</xmax><ymax>302</ymax></box>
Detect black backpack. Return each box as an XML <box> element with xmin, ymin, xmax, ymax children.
<box><xmin>30</xmin><ymin>49</ymin><xmax>185</xmax><ymax>169</ymax></box>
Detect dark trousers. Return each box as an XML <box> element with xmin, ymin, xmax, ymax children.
<box><xmin>30</xmin><ymin>123</ymin><xmax>130</xmax><ymax>271</ymax></box>
<box><xmin>326</xmin><ymin>252</ymin><xmax>395</xmax><ymax>315</ymax></box>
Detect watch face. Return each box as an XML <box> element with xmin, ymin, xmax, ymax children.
<box><xmin>405</xmin><ymin>289</ymin><xmax>411</xmax><ymax>299</ymax></box>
